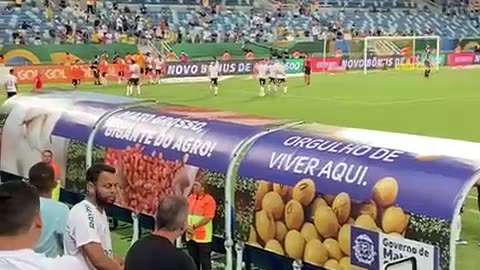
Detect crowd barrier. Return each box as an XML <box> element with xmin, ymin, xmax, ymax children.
<box><xmin>1</xmin><ymin>91</ymin><xmax>479</xmax><ymax>270</ymax></box>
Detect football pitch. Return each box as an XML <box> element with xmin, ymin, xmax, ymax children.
<box><xmin>16</xmin><ymin>68</ymin><xmax>480</xmax><ymax>269</ymax></box>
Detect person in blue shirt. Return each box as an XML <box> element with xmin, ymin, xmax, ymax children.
<box><xmin>28</xmin><ymin>162</ymin><xmax>69</xmax><ymax>258</ymax></box>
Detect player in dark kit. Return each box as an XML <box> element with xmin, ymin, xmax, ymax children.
<box><xmin>90</xmin><ymin>61</ymin><xmax>101</xmax><ymax>85</ymax></box>
<box><xmin>303</xmin><ymin>54</ymin><xmax>311</xmax><ymax>86</ymax></box>
<box><xmin>423</xmin><ymin>45</ymin><xmax>432</xmax><ymax>78</ymax></box>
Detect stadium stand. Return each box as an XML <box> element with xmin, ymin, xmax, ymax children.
<box><xmin>0</xmin><ymin>0</ymin><xmax>479</xmax><ymax>45</ymax></box>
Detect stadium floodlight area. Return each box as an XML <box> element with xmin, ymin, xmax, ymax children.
<box><xmin>362</xmin><ymin>35</ymin><xmax>441</xmax><ymax>74</ymax></box>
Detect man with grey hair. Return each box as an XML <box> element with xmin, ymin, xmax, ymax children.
<box><xmin>124</xmin><ymin>195</ymin><xmax>196</xmax><ymax>270</ymax></box>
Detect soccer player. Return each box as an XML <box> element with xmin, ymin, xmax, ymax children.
<box><xmin>424</xmin><ymin>45</ymin><xmax>432</xmax><ymax>78</ymax></box>
<box><xmin>304</xmin><ymin>54</ymin><xmax>311</xmax><ymax>86</ymax></box>
<box><xmin>113</xmin><ymin>55</ymin><xmax>126</xmax><ymax>84</ymax></box>
<box><xmin>99</xmin><ymin>57</ymin><xmax>109</xmax><ymax>85</ymax></box>
<box><xmin>90</xmin><ymin>61</ymin><xmax>101</xmax><ymax>86</ymax></box>
<box><xmin>266</xmin><ymin>59</ymin><xmax>275</xmax><ymax>92</ymax></box>
<box><xmin>4</xmin><ymin>68</ymin><xmax>17</xmax><ymax>99</ymax></box>
<box><xmin>71</xmin><ymin>61</ymin><xmax>84</xmax><ymax>89</ymax></box>
<box><xmin>33</xmin><ymin>72</ymin><xmax>43</xmax><ymax>92</ymax></box>
<box><xmin>275</xmin><ymin>59</ymin><xmax>287</xmax><ymax>94</ymax></box>
<box><xmin>153</xmin><ymin>56</ymin><xmax>164</xmax><ymax>84</ymax></box>
<box><xmin>255</xmin><ymin>59</ymin><xmax>268</xmax><ymax>97</ymax></box>
<box><xmin>208</xmin><ymin>59</ymin><xmax>220</xmax><ymax>96</ymax></box>
<box><xmin>145</xmin><ymin>52</ymin><xmax>154</xmax><ymax>84</ymax></box>
<box><xmin>127</xmin><ymin>60</ymin><xmax>141</xmax><ymax>96</ymax></box>
<box><xmin>64</xmin><ymin>164</ymin><xmax>123</xmax><ymax>270</ymax></box>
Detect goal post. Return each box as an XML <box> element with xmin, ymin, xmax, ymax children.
<box><xmin>362</xmin><ymin>35</ymin><xmax>441</xmax><ymax>74</ymax></box>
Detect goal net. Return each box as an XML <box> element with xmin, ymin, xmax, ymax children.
<box><xmin>353</xmin><ymin>36</ymin><xmax>441</xmax><ymax>74</ymax></box>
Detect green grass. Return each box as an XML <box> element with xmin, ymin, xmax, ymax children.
<box><xmin>17</xmin><ymin>68</ymin><xmax>480</xmax><ymax>269</ymax></box>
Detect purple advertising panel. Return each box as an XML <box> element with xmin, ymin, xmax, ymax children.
<box><xmin>350</xmin><ymin>226</ymin><xmax>439</xmax><ymax>270</ymax></box>
<box><xmin>342</xmin><ymin>55</ymin><xmax>408</xmax><ymax>70</ymax></box>
<box><xmin>166</xmin><ymin>60</ymin><xmax>256</xmax><ymax>77</ymax></box>
<box><xmin>52</xmin><ymin>103</ymin><xmax>287</xmax><ymax>240</ymax></box>
<box><xmin>0</xmin><ymin>91</ymin><xmax>144</xmax><ymax>181</ymax></box>
<box><xmin>235</xmin><ymin>128</ymin><xmax>476</xmax><ymax>270</ymax></box>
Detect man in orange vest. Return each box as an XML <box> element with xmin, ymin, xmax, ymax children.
<box><xmin>41</xmin><ymin>150</ymin><xmax>61</xmax><ymax>201</ymax></box>
<box><xmin>186</xmin><ymin>180</ymin><xmax>216</xmax><ymax>270</ymax></box>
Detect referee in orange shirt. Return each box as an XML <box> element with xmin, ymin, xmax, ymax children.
<box><xmin>186</xmin><ymin>180</ymin><xmax>216</xmax><ymax>270</ymax></box>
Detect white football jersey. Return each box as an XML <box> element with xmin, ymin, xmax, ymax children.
<box><xmin>256</xmin><ymin>63</ymin><xmax>268</xmax><ymax>78</ymax></box>
<box><xmin>275</xmin><ymin>63</ymin><xmax>286</xmax><ymax>79</ymax></box>
<box><xmin>208</xmin><ymin>62</ymin><xmax>220</xmax><ymax>78</ymax></box>
<box><xmin>64</xmin><ymin>200</ymin><xmax>113</xmax><ymax>270</ymax></box>
<box><xmin>146</xmin><ymin>56</ymin><xmax>153</xmax><ymax>68</ymax></box>
<box><xmin>154</xmin><ymin>58</ymin><xmax>163</xmax><ymax>70</ymax></box>
<box><xmin>5</xmin><ymin>74</ymin><xmax>17</xmax><ymax>93</ymax></box>
<box><xmin>129</xmin><ymin>64</ymin><xmax>140</xmax><ymax>78</ymax></box>
<box><xmin>266</xmin><ymin>64</ymin><xmax>275</xmax><ymax>78</ymax></box>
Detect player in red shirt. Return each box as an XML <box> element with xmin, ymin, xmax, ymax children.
<box><xmin>33</xmin><ymin>73</ymin><xmax>43</xmax><ymax>92</ymax></box>
<box><xmin>99</xmin><ymin>58</ymin><xmax>109</xmax><ymax>85</ymax></box>
<box><xmin>304</xmin><ymin>54</ymin><xmax>311</xmax><ymax>86</ymax></box>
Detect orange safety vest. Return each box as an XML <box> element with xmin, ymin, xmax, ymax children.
<box><xmin>187</xmin><ymin>193</ymin><xmax>216</xmax><ymax>243</ymax></box>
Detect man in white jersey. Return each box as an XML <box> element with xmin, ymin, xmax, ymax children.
<box><xmin>208</xmin><ymin>58</ymin><xmax>220</xmax><ymax>96</ymax></box>
<box><xmin>275</xmin><ymin>59</ymin><xmax>287</xmax><ymax>94</ymax></box>
<box><xmin>255</xmin><ymin>59</ymin><xmax>268</xmax><ymax>97</ymax></box>
<box><xmin>0</xmin><ymin>181</ymin><xmax>87</xmax><ymax>270</ymax></box>
<box><xmin>4</xmin><ymin>69</ymin><xmax>18</xmax><ymax>99</ymax></box>
<box><xmin>64</xmin><ymin>164</ymin><xmax>123</xmax><ymax>270</ymax></box>
<box><xmin>145</xmin><ymin>52</ymin><xmax>154</xmax><ymax>84</ymax></box>
<box><xmin>153</xmin><ymin>56</ymin><xmax>164</xmax><ymax>84</ymax></box>
<box><xmin>127</xmin><ymin>60</ymin><xmax>141</xmax><ymax>96</ymax></box>
<box><xmin>266</xmin><ymin>59</ymin><xmax>276</xmax><ymax>92</ymax></box>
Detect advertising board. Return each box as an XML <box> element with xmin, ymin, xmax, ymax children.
<box><xmin>165</xmin><ymin>60</ymin><xmax>256</xmax><ymax>77</ymax></box>
<box><xmin>234</xmin><ymin>125</ymin><xmax>477</xmax><ymax>270</ymax></box>
<box><xmin>447</xmin><ymin>52</ymin><xmax>475</xmax><ymax>67</ymax></box>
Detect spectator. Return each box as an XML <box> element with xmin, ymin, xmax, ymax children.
<box><xmin>64</xmin><ymin>164</ymin><xmax>123</xmax><ymax>270</ymax></box>
<box><xmin>0</xmin><ymin>181</ymin><xmax>85</xmax><ymax>269</ymax></box>
<box><xmin>124</xmin><ymin>195</ymin><xmax>196</xmax><ymax>270</ymax></box>
<box><xmin>28</xmin><ymin>162</ymin><xmax>69</xmax><ymax>258</ymax></box>
<box><xmin>86</xmin><ymin>0</ymin><xmax>95</xmax><ymax>14</ymax></box>
<box><xmin>222</xmin><ymin>50</ymin><xmax>231</xmax><ymax>61</ymax></box>
<box><xmin>41</xmin><ymin>150</ymin><xmax>61</xmax><ymax>200</ymax></box>
<box><xmin>21</xmin><ymin>21</ymin><xmax>31</xmax><ymax>30</ymax></box>
<box><xmin>245</xmin><ymin>50</ymin><xmax>255</xmax><ymax>60</ymax></box>
<box><xmin>180</xmin><ymin>51</ymin><xmax>189</xmax><ymax>62</ymax></box>
<box><xmin>186</xmin><ymin>179</ymin><xmax>217</xmax><ymax>270</ymax></box>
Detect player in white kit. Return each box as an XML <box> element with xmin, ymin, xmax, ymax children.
<box><xmin>255</xmin><ymin>59</ymin><xmax>268</xmax><ymax>97</ymax></box>
<box><xmin>153</xmin><ymin>56</ymin><xmax>164</xmax><ymax>84</ymax></box>
<box><xmin>275</xmin><ymin>59</ymin><xmax>287</xmax><ymax>94</ymax></box>
<box><xmin>64</xmin><ymin>164</ymin><xmax>122</xmax><ymax>270</ymax></box>
<box><xmin>266</xmin><ymin>59</ymin><xmax>276</xmax><ymax>92</ymax></box>
<box><xmin>4</xmin><ymin>69</ymin><xmax>17</xmax><ymax>99</ymax></box>
<box><xmin>208</xmin><ymin>59</ymin><xmax>220</xmax><ymax>96</ymax></box>
<box><xmin>145</xmin><ymin>53</ymin><xmax>154</xmax><ymax>84</ymax></box>
<box><xmin>127</xmin><ymin>60</ymin><xmax>141</xmax><ymax>96</ymax></box>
